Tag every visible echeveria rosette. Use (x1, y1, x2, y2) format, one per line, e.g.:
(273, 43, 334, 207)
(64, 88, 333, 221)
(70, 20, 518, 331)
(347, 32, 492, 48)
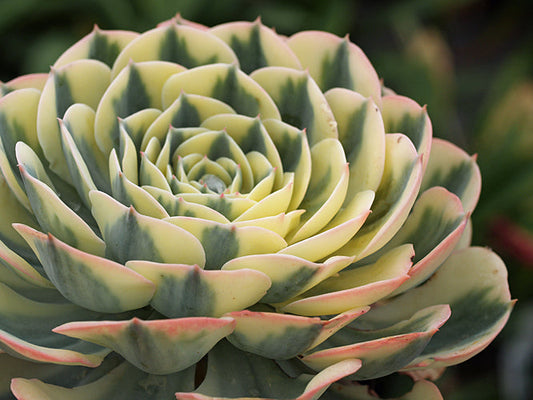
(0, 15, 512, 400)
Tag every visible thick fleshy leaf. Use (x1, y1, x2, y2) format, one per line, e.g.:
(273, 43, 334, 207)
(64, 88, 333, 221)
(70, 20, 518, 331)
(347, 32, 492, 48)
(325, 88, 385, 194)
(287, 31, 381, 106)
(13, 224, 155, 313)
(210, 20, 302, 73)
(1, 73, 47, 95)
(251, 67, 338, 146)
(279, 190, 373, 262)
(95, 61, 186, 154)
(324, 379, 443, 400)
(143, 93, 235, 150)
(177, 192, 255, 221)
(0, 88, 42, 209)
(19, 165, 105, 257)
(0, 173, 39, 260)
(143, 186, 230, 222)
(61, 103, 111, 192)
(11, 358, 195, 400)
(303, 305, 450, 380)
(262, 119, 311, 210)
(140, 152, 172, 191)
(173, 129, 254, 192)
(222, 254, 354, 304)
(54, 26, 139, 68)
(0, 88, 42, 161)
(109, 149, 169, 219)
(381, 96, 432, 171)
(337, 134, 423, 259)
(111, 23, 238, 76)
(289, 139, 348, 242)
(165, 216, 287, 269)
(89, 190, 205, 266)
(162, 63, 280, 120)
(225, 308, 367, 360)
(54, 317, 235, 374)
(354, 187, 467, 295)
(176, 339, 361, 400)
(233, 210, 303, 237)
(127, 262, 270, 317)
(420, 138, 481, 213)
(233, 172, 294, 222)
(0, 282, 110, 367)
(37, 60, 111, 179)
(58, 120, 98, 208)
(201, 114, 284, 186)
(281, 245, 414, 316)
(0, 238, 53, 297)
(355, 247, 513, 370)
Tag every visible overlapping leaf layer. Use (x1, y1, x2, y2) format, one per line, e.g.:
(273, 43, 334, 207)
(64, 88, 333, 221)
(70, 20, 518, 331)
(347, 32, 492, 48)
(0, 15, 512, 400)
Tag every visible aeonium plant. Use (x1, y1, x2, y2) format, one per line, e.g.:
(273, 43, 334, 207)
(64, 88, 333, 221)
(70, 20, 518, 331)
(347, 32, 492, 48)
(0, 15, 513, 400)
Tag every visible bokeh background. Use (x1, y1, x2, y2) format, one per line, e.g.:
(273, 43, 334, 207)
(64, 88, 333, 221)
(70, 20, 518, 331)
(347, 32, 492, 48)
(0, 0, 532, 398)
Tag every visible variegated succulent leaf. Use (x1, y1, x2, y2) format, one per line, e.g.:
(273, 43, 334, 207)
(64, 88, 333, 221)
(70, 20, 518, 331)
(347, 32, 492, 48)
(0, 15, 512, 400)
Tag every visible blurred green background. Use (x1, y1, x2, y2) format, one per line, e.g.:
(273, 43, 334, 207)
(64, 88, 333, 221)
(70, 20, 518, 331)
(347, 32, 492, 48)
(1, 0, 532, 398)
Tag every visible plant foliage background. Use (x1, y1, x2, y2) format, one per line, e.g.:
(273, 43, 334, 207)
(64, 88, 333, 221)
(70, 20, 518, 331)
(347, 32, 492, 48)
(0, 0, 531, 398)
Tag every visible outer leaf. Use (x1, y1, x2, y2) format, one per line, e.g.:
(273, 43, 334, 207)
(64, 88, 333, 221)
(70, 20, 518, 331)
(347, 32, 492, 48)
(381, 96, 432, 172)
(225, 308, 367, 359)
(54, 317, 235, 374)
(280, 245, 413, 316)
(355, 247, 513, 370)
(303, 305, 450, 380)
(19, 165, 105, 257)
(0, 282, 110, 367)
(175, 339, 361, 400)
(13, 224, 154, 313)
(354, 187, 467, 296)
(324, 380, 443, 400)
(11, 359, 195, 400)
(420, 138, 481, 213)
(0, 173, 39, 261)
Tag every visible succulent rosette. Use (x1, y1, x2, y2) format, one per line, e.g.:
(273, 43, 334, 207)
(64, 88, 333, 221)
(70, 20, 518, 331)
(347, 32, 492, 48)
(0, 16, 513, 400)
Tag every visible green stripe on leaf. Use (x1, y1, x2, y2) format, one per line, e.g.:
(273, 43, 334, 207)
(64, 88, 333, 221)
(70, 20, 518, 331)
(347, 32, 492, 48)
(54, 317, 235, 374)
(13, 224, 155, 313)
(19, 166, 105, 257)
(127, 262, 270, 318)
(90, 190, 205, 266)
(251, 67, 338, 146)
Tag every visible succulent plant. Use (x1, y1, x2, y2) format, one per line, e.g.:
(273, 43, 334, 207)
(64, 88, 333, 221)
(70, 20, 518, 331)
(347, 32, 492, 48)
(0, 15, 513, 400)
